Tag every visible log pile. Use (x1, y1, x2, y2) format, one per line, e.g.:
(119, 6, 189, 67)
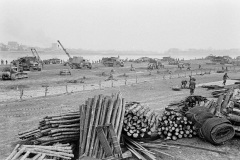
(6, 143, 74, 160)
(157, 110, 196, 140)
(18, 111, 80, 145)
(123, 102, 157, 139)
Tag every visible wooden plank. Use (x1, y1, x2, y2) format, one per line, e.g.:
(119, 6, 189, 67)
(96, 126, 113, 157)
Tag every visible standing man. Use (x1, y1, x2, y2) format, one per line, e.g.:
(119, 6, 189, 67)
(189, 77, 196, 95)
(223, 73, 229, 85)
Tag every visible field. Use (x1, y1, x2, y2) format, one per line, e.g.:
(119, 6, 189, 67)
(1, 60, 240, 160)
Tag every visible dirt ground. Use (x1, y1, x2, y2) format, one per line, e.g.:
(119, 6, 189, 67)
(1, 61, 240, 160)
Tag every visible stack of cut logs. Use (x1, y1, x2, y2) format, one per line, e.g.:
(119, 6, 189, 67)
(123, 102, 157, 139)
(18, 111, 80, 145)
(79, 93, 125, 159)
(6, 143, 74, 160)
(157, 110, 196, 140)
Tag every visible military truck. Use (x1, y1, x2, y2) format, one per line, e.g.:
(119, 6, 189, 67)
(102, 57, 124, 67)
(2, 66, 28, 80)
(57, 40, 92, 69)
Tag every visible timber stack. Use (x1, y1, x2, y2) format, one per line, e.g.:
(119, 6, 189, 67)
(18, 111, 80, 145)
(123, 102, 157, 139)
(157, 110, 196, 140)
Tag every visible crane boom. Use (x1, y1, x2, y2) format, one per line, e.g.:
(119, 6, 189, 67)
(57, 40, 72, 59)
(33, 49, 41, 61)
(30, 48, 37, 58)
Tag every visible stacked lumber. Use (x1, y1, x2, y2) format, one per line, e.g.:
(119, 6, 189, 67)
(157, 110, 196, 140)
(18, 111, 80, 145)
(6, 143, 74, 160)
(123, 102, 157, 139)
(79, 93, 125, 159)
(124, 135, 175, 160)
(211, 89, 229, 98)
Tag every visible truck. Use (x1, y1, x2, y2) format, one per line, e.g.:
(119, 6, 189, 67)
(12, 48, 42, 71)
(102, 57, 124, 67)
(2, 66, 28, 80)
(148, 59, 164, 69)
(57, 40, 92, 69)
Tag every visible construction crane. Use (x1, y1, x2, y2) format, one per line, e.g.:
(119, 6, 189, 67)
(57, 40, 72, 60)
(57, 40, 92, 69)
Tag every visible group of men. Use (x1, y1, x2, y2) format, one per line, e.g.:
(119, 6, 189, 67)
(181, 76, 196, 95)
(181, 73, 230, 95)
(1, 59, 8, 65)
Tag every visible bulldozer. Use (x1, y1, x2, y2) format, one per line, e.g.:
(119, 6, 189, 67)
(57, 40, 92, 69)
(2, 66, 28, 80)
(102, 57, 124, 67)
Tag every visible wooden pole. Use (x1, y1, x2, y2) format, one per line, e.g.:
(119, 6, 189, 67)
(99, 80, 101, 90)
(20, 89, 23, 100)
(136, 73, 138, 83)
(45, 86, 48, 97)
(66, 84, 68, 93)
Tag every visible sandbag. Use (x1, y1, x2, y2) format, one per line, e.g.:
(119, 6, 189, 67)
(185, 106, 235, 145)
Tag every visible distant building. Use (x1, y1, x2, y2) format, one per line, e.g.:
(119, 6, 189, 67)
(48, 58, 61, 64)
(162, 57, 174, 61)
(8, 41, 19, 50)
(0, 43, 9, 51)
(18, 45, 28, 51)
(51, 43, 58, 50)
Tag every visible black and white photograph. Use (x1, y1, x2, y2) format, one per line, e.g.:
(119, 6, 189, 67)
(1, 0, 240, 159)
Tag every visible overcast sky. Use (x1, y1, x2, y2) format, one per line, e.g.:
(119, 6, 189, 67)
(0, 0, 240, 52)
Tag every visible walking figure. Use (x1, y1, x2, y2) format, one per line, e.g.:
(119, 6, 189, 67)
(223, 73, 229, 85)
(189, 76, 196, 95)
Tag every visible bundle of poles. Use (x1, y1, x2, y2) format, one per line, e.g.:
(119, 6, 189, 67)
(18, 111, 80, 145)
(123, 102, 157, 139)
(6, 143, 74, 160)
(79, 93, 125, 159)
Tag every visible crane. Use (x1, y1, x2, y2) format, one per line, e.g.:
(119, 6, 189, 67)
(57, 40, 72, 59)
(30, 48, 37, 58)
(31, 48, 41, 61)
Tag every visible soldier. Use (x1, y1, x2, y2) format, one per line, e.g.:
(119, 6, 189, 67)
(189, 77, 196, 95)
(181, 79, 187, 88)
(199, 64, 201, 69)
(1, 59, 3, 65)
(6, 60, 8, 65)
(223, 73, 229, 85)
